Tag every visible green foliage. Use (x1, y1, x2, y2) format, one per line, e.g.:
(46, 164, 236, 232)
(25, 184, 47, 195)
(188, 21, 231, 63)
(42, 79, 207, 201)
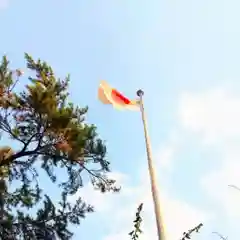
(0, 54, 119, 239)
(180, 223, 203, 240)
(129, 203, 143, 240)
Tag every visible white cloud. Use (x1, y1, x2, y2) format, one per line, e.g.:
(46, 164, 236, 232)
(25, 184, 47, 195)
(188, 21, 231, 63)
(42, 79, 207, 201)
(70, 164, 210, 240)
(178, 87, 240, 218)
(0, 0, 9, 9)
(155, 146, 175, 171)
(178, 88, 240, 145)
(153, 130, 180, 172)
(201, 159, 240, 218)
(102, 174, 210, 240)
(68, 124, 213, 240)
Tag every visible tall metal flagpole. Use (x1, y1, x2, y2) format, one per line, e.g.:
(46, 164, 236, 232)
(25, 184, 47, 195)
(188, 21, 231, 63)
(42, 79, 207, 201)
(137, 89, 166, 240)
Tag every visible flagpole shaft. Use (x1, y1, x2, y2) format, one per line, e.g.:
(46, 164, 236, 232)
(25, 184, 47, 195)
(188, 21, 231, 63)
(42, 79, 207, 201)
(137, 90, 166, 240)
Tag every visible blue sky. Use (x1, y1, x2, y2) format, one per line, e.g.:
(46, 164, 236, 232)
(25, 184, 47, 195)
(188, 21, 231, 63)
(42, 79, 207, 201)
(1, 0, 240, 239)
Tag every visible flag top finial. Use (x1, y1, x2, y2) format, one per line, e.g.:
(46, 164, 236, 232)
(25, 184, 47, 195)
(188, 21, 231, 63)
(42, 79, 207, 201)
(137, 89, 144, 97)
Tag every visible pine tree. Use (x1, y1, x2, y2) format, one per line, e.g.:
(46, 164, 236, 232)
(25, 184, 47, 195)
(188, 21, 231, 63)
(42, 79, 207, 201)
(0, 54, 119, 240)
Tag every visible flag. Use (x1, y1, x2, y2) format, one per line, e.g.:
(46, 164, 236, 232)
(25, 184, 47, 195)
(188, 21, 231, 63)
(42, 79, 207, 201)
(98, 81, 139, 110)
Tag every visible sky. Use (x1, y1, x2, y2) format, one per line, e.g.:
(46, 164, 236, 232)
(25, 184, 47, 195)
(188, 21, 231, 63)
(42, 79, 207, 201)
(1, 0, 240, 239)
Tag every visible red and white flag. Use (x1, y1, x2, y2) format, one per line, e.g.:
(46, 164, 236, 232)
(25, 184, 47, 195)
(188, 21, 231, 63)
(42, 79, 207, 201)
(98, 81, 139, 110)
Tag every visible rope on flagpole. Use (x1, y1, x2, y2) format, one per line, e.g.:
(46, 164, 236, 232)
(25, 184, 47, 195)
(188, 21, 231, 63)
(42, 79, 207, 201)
(137, 89, 166, 240)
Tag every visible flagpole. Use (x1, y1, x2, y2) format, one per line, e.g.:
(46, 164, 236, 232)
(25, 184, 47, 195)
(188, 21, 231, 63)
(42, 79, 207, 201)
(137, 89, 166, 240)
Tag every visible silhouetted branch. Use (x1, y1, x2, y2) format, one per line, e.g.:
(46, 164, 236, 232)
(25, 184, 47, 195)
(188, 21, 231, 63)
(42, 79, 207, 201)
(228, 184, 240, 192)
(129, 203, 143, 240)
(212, 231, 228, 240)
(180, 223, 203, 240)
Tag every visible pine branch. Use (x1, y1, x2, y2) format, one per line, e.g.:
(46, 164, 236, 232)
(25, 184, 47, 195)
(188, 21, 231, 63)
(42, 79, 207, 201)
(0, 54, 118, 239)
(128, 203, 144, 240)
(180, 223, 203, 240)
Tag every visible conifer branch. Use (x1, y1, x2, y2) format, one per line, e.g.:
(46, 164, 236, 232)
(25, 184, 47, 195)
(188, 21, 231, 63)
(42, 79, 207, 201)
(180, 223, 203, 240)
(0, 54, 117, 239)
(129, 203, 144, 240)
